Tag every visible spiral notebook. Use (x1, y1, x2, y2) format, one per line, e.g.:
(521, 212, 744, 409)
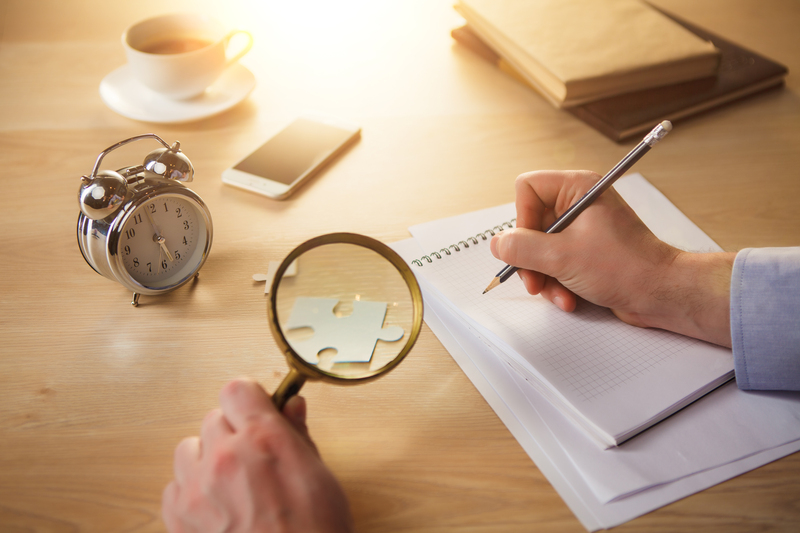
(402, 174, 734, 448)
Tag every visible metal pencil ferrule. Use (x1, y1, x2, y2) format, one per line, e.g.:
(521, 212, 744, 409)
(643, 120, 673, 147)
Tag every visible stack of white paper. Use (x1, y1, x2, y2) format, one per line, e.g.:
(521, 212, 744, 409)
(392, 173, 800, 530)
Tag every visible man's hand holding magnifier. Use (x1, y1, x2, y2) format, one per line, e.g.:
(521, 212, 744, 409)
(162, 378, 353, 533)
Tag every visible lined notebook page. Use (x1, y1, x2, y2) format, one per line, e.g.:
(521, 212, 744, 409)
(406, 174, 733, 445)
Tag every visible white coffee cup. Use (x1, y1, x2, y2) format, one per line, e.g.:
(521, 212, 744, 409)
(123, 13, 253, 100)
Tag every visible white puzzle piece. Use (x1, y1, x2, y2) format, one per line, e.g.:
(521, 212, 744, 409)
(253, 260, 298, 294)
(284, 297, 404, 364)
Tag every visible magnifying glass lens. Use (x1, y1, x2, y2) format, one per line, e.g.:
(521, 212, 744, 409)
(274, 242, 415, 379)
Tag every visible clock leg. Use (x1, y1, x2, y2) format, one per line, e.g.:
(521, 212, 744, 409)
(132, 292, 140, 307)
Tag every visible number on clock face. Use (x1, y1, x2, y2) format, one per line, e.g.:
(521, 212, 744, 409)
(119, 196, 201, 287)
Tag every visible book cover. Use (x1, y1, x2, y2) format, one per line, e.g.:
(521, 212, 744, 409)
(568, 7, 788, 141)
(457, 0, 720, 107)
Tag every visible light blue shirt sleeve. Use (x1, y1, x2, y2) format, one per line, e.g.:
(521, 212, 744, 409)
(730, 247, 800, 391)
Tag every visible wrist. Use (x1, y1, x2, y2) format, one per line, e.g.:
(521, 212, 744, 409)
(628, 250, 735, 347)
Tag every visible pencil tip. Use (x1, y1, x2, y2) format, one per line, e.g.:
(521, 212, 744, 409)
(483, 277, 501, 294)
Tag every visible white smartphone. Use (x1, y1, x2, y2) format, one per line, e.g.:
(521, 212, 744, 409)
(222, 115, 361, 200)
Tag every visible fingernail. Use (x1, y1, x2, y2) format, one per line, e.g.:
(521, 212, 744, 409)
(553, 296, 566, 311)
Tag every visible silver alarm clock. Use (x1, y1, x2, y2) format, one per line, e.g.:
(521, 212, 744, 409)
(77, 133, 213, 306)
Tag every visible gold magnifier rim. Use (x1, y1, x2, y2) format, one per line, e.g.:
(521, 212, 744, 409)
(267, 232, 423, 384)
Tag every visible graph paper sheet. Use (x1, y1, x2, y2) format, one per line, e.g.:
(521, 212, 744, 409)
(407, 174, 734, 447)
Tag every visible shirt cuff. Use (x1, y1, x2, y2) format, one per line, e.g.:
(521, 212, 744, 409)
(731, 247, 800, 391)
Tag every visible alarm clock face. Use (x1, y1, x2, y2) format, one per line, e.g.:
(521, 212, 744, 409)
(115, 193, 210, 290)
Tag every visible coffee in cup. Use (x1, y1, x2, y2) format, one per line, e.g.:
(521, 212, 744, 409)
(123, 13, 253, 100)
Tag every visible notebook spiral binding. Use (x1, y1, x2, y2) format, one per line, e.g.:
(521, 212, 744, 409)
(411, 218, 516, 267)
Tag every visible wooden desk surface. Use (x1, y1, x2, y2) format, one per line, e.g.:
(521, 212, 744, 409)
(1, 0, 798, 530)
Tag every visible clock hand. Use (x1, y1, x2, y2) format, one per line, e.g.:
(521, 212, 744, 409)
(145, 208, 174, 263)
(145, 208, 162, 236)
(157, 236, 175, 262)
(155, 239, 164, 275)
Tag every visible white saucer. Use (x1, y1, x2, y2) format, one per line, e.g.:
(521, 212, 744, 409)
(99, 63, 256, 124)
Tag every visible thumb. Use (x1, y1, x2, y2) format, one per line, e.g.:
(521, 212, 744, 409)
(282, 394, 307, 430)
(492, 228, 563, 278)
(282, 395, 318, 454)
(492, 228, 577, 311)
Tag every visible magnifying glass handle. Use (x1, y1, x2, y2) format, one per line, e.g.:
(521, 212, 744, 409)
(272, 367, 307, 411)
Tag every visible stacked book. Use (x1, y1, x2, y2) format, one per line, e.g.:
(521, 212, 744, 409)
(454, 0, 787, 141)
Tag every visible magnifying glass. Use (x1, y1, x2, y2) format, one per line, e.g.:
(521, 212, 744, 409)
(268, 233, 423, 409)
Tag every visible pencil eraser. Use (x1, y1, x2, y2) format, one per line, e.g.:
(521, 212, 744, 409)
(660, 120, 673, 132)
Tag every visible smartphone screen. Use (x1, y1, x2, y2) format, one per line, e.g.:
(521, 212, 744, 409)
(233, 117, 357, 185)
